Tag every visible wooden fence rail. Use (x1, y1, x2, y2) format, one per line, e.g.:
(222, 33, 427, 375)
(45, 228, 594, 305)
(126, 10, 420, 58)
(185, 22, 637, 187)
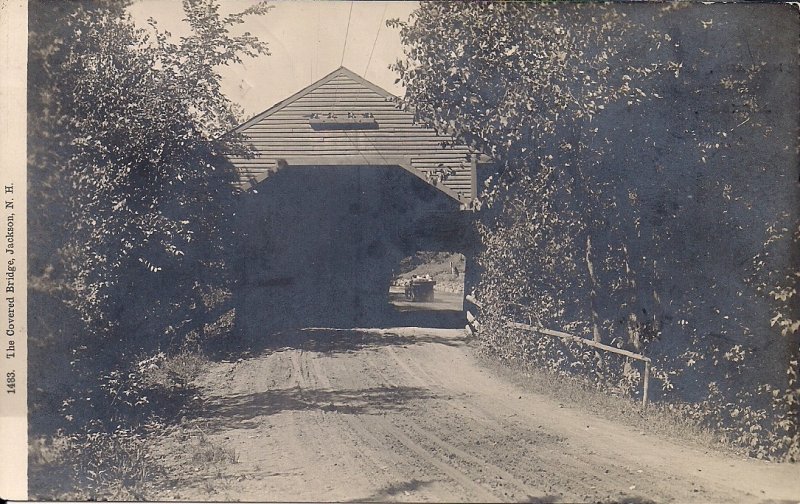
(464, 294, 651, 408)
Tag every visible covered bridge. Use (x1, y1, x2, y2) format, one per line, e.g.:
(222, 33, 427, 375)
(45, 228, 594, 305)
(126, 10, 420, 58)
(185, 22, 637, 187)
(229, 67, 490, 330)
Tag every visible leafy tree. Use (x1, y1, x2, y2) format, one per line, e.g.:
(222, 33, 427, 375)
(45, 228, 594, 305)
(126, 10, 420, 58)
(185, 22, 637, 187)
(29, 0, 271, 349)
(28, 1, 129, 285)
(392, 2, 799, 459)
(389, 2, 655, 342)
(27, 2, 275, 493)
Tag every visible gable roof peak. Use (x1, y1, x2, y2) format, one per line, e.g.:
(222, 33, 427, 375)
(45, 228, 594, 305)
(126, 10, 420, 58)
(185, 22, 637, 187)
(329, 66, 396, 98)
(234, 66, 397, 132)
(333, 65, 363, 78)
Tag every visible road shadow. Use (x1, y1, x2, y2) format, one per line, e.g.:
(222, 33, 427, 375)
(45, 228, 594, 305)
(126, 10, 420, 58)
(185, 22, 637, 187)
(348, 478, 436, 502)
(196, 385, 436, 431)
(211, 326, 467, 361)
(522, 496, 562, 504)
(381, 305, 466, 329)
(268, 327, 465, 353)
(612, 497, 657, 504)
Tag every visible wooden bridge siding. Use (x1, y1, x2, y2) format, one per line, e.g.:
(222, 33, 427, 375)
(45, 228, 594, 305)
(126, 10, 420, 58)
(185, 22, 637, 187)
(230, 71, 476, 203)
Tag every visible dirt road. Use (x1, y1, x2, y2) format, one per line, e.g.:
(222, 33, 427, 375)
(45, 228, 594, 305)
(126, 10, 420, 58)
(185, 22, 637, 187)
(151, 327, 800, 502)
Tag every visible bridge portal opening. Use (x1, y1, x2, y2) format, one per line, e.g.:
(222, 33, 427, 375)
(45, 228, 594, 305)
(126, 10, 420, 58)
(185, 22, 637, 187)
(386, 252, 466, 328)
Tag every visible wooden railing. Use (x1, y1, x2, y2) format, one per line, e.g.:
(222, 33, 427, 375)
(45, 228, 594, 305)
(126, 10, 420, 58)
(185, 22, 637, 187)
(465, 294, 652, 408)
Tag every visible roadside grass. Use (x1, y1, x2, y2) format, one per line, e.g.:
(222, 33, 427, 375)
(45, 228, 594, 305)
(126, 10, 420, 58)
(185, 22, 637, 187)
(29, 436, 77, 500)
(29, 346, 223, 500)
(189, 427, 240, 465)
(145, 421, 242, 499)
(29, 281, 242, 501)
(139, 346, 210, 391)
(471, 343, 745, 459)
(30, 426, 159, 501)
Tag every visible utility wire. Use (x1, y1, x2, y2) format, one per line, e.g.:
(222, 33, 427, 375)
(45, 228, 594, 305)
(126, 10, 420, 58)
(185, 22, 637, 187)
(312, 5, 319, 83)
(363, 2, 388, 77)
(340, 1, 354, 68)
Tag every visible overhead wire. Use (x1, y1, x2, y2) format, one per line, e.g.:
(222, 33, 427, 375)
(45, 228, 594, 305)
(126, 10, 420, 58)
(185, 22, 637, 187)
(363, 2, 388, 78)
(334, 1, 354, 109)
(312, 4, 320, 83)
(352, 3, 437, 187)
(340, 1, 354, 68)
(336, 2, 395, 172)
(358, 4, 441, 191)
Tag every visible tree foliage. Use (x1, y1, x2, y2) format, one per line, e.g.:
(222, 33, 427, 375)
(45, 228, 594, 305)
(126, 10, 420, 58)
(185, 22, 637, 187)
(389, 3, 660, 172)
(392, 2, 799, 459)
(28, 3, 273, 493)
(390, 1, 656, 340)
(30, 0, 270, 345)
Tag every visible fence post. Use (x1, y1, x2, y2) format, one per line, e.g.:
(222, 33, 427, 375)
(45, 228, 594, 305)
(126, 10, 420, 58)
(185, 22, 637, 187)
(642, 360, 650, 409)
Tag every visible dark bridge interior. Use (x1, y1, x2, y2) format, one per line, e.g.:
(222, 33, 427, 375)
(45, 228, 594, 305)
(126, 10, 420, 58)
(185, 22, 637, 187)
(233, 165, 472, 333)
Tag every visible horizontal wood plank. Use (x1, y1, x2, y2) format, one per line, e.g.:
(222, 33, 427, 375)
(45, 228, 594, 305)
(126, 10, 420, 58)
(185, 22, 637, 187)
(506, 321, 651, 362)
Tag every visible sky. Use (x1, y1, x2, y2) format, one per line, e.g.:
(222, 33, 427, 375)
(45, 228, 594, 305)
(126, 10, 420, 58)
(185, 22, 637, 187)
(127, 0, 418, 121)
